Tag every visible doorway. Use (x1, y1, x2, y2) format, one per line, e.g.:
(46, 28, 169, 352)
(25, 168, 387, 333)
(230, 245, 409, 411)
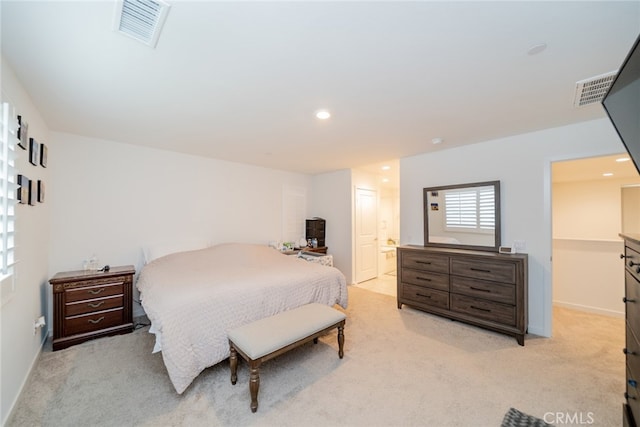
(551, 153, 639, 319)
(352, 160, 400, 297)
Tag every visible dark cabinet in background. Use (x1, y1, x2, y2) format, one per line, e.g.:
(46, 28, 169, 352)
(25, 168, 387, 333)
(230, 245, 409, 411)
(306, 217, 326, 248)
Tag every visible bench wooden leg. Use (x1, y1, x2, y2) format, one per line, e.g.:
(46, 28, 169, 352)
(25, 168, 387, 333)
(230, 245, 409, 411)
(249, 362, 261, 413)
(337, 321, 345, 359)
(230, 345, 238, 385)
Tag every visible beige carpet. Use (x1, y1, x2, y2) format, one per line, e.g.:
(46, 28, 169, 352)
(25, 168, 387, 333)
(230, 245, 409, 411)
(7, 286, 624, 426)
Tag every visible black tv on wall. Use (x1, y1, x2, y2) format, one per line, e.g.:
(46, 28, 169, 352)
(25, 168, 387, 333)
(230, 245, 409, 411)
(602, 32, 640, 175)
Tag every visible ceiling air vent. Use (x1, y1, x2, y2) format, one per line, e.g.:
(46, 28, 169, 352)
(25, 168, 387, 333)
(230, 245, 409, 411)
(113, 0, 171, 48)
(573, 70, 617, 107)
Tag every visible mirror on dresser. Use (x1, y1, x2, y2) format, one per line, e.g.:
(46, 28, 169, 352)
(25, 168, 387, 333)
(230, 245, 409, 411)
(423, 180, 501, 252)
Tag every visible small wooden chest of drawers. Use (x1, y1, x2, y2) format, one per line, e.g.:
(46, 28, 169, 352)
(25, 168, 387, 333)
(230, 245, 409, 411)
(49, 265, 135, 351)
(397, 245, 528, 345)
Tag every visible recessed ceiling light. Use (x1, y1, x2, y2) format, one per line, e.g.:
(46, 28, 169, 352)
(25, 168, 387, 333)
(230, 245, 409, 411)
(315, 110, 331, 120)
(527, 43, 547, 56)
(382, 178, 389, 183)
(616, 157, 631, 162)
(381, 165, 391, 171)
(603, 172, 614, 177)
(432, 137, 444, 145)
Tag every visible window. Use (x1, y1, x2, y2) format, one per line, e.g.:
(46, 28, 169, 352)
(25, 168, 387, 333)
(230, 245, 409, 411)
(0, 101, 18, 305)
(444, 186, 495, 232)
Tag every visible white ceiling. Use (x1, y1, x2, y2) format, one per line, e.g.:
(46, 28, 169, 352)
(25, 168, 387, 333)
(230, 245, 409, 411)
(553, 153, 640, 183)
(2, 1, 639, 175)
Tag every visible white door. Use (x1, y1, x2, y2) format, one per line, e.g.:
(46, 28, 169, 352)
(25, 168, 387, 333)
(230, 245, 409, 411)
(355, 188, 378, 283)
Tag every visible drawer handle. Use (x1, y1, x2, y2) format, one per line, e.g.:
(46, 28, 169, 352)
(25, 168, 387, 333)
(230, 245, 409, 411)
(622, 254, 629, 259)
(626, 392, 636, 400)
(87, 288, 105, 295)
(88, 316, 105, 325)
(630, 379, 638, 389)
(624, 348, 637, 356)
(629, 260, 640, 267)
(624, 297, 637, 303)
(416, 293, 432, 299)
(416, 261, 432, 265)
(470, 286, 491, 293)
(416, 276, 432, 282)
(470, 268, 491, 273)
(87, 301, 105, 308)
(470, 305, 491, 312)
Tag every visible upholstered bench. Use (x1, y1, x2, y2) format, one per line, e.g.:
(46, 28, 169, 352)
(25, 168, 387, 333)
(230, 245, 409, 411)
(228, 303, 346, 413)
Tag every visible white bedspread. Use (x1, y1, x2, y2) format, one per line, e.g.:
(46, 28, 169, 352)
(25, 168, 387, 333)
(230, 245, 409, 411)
(136, 243, 348, 394)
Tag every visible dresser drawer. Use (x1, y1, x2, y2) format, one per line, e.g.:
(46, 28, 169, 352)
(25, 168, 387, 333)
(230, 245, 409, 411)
(401, 252, 449, 274)
(401, 269, 449, 292)
(65, 308, 124, 336)
(626, 271, 640, 339)
(402, 284, 449, 310)
(65, 282, 124, 303)
(627, 246, 640, 284)
(450, 294, 515, 326)
(451, 276, 515, 305)
(451, 259, 516, 284)
(628, 322, 640, 383)
(65, 295, 124, 317)
(628, 365, 640, 424)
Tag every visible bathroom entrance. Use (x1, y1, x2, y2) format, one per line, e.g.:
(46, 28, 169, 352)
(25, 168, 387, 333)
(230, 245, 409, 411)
(353, 160, 399, 297)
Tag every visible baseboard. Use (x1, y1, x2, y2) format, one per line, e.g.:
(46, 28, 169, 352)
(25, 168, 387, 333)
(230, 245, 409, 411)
(553, 300, 624, 318)
(2, 332, 48, 427)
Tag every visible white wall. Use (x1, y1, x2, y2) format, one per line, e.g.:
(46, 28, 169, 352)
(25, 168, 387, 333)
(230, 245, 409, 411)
(1, 59, 51, 425)
(553, 178, 636, 240)
(311, 169, 353, 283)
(622, 186, 640, 234)
(48, 132, 313, 318)
(552, 177, 640, 316)
(552, 239, 624, 316)
(400, 118, 626, 338)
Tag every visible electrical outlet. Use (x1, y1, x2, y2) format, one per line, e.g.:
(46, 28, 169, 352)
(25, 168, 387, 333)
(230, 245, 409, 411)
(513, 240, 527, 252)
(33, 316, 45, 335)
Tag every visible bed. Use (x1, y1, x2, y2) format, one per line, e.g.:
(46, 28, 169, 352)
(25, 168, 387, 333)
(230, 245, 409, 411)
(136, 242, 348, 394)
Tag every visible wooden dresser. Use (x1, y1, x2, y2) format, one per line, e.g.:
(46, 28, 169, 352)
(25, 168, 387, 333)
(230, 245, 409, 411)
(397, 245, 528, 345)
(621, 234, 640, 426)
(49, 265, 135, 351)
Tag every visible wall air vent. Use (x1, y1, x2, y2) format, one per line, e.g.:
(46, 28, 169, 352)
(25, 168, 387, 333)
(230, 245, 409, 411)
(113, 0, 171, 48)
(573, 70, 617, 107)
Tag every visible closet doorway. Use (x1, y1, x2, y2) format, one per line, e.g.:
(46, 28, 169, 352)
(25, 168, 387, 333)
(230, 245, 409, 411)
(551, 154, 640, 319)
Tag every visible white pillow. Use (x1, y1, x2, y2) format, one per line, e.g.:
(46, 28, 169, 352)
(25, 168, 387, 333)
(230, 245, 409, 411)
(143, 239, 210, 264)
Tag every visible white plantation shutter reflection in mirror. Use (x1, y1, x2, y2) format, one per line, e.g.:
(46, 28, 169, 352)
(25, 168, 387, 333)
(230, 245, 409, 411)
(444, 186, 494, 232)
(0, 101, 18, 306)
(478, 186, 496, 230)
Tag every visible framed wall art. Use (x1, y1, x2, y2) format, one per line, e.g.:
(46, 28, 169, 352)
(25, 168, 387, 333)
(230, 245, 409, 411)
(17, 115, 28, 150)
(40, 143, 47, 168)
(29, 138, 39, 166)
(17, 175, 29, 204)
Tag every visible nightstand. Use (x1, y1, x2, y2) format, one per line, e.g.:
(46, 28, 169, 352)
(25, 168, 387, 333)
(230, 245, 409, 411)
(305, 246, 328, 254)
(49, 265, 135, 351)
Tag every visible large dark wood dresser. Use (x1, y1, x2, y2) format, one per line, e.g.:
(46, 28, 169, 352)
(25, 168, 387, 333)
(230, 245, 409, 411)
(621, 233, 640, 426)
(49, 265, 135, 351)
(397, 245, 528, 345)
